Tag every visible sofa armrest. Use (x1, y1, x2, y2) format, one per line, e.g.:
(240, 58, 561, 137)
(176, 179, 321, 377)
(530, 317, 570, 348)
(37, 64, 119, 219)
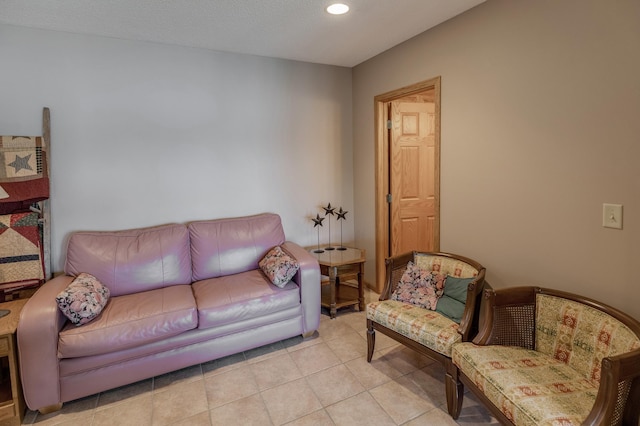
(281, 241, 320, 335)
(18, 275, 73, 411)
(473, 286, 537, 348)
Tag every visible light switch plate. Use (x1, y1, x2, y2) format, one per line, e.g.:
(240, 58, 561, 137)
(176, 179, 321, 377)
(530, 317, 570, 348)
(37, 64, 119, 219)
(602, 203, 623, 229)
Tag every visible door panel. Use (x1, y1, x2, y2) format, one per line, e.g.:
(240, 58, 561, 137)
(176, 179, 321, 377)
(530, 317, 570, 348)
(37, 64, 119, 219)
(390, 99, 437, 255)
(374, 77, 440, 293)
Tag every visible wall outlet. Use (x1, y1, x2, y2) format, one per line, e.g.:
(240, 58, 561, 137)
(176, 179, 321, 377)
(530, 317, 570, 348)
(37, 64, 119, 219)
(602, 203, 623, 229)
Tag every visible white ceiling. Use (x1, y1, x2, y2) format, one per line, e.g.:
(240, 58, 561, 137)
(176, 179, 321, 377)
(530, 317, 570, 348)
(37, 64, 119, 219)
(0, 0, 485, 67)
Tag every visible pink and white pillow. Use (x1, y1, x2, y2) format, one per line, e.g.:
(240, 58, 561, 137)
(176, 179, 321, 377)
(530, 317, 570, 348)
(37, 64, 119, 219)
(259, 246, 300, 288)
(391, 261, 446, 310)
(56, 272, 111, 326)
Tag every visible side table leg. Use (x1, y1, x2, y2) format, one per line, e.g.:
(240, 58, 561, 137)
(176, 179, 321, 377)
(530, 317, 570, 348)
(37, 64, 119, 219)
(357, 267, 365, 311)
(329, 270, 337, 319)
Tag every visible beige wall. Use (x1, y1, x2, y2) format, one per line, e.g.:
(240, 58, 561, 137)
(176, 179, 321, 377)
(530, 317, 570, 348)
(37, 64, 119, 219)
(353, 0, 640, 320)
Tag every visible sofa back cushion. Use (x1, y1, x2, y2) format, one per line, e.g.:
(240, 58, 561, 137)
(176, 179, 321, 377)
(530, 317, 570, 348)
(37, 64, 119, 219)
(535, 293, 640, 383)
(189, 213, 285, 281)
(65, 224, 192, 297)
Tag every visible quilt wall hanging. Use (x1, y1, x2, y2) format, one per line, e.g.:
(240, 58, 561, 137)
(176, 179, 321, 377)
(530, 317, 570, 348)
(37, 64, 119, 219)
(0, 135, 50, 213)
(0, 211, 44, 287)
(0, 117, 51, 292)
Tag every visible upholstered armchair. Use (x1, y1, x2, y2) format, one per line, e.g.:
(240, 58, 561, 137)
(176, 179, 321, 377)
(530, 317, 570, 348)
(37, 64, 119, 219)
(451, 286, 640, 425)
(366, 251, 486, 417)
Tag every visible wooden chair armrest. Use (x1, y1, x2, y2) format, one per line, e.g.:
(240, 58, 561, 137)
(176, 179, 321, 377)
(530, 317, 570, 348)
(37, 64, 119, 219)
(379, 251, 413, 300)
(473, 286, 537, 348)
(583, 348, 640, 425)
(457, 270, 486, 342)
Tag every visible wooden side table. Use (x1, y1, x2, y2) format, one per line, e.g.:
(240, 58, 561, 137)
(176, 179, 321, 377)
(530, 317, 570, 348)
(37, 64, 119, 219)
(309, 247, 366, 319)
(0, 298, 27, 425)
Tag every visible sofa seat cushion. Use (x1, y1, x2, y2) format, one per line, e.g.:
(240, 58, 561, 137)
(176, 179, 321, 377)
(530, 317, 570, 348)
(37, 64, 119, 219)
(367, 300, 461, 357)
(58, 285, 198, 358)
(193, 269, 300, 330)
(452, 343, 598, 426)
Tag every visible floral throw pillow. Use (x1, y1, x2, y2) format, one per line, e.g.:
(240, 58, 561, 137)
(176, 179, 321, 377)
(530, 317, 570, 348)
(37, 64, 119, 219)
(56, 272, 111, 326)
(391, 261, 446, 310)
(259, 246, 300, 288)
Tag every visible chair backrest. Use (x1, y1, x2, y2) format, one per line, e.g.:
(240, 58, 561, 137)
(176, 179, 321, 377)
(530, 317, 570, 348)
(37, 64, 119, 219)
(381, 251, 486, 340)
(535, 291, 640, 383)
(413, 252, 479, 278)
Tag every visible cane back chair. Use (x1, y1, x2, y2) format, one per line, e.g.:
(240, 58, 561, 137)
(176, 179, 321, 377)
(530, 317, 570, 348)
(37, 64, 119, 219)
(366, 251, 486, 416)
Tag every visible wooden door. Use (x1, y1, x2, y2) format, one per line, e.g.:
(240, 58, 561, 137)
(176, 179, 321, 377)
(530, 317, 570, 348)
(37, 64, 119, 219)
(389, 98, 438, 255)
(374, 77, 440, 293)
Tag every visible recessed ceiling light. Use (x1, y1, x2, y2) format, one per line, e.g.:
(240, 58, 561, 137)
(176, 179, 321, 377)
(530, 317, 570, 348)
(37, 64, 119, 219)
(326, 3, 349, 15)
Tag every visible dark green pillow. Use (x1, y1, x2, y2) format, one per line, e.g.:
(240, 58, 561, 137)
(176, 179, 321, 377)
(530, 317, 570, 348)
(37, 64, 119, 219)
(443, 276, 474, 303)
(436, 296, 465, 323)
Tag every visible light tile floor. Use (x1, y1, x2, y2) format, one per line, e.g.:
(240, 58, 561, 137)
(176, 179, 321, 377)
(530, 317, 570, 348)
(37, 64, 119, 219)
(22, 289, 499, 426)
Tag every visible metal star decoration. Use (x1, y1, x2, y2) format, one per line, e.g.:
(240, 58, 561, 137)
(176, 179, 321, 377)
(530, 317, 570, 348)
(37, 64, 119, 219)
(336, 207, 348, 250)
(336, 207, 348, 221)
(311, 213, 325, 253)
(322, 203, 335, 217)
(312, 214, 325, 227)
(322, 203, 336, 250)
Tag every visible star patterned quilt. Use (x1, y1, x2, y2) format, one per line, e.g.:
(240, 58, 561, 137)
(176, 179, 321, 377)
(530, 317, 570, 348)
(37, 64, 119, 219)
(0, 136, 49, 209)
(0, 211, 44, 287)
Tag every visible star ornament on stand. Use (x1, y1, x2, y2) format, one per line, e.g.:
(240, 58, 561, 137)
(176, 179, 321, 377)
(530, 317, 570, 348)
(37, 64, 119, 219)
(336, 207, 348, 250)
(323, 203, 336, 250)
(322, 203, 336, 217)
(312, 214, 325, 228)
(311, 214, 325, 253)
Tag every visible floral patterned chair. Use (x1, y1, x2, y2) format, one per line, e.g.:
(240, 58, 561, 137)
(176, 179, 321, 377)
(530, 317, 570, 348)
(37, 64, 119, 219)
(366, 251, 486, 416)
(451, 286, 640, 426)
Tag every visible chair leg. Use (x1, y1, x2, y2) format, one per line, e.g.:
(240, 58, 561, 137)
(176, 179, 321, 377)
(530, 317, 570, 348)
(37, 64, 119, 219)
(366, 319, 375, 362)
(445, 363, 464, 419)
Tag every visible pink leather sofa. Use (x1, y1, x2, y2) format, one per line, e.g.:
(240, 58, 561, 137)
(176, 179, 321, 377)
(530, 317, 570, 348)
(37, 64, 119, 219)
(18, 213, 320, 413)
